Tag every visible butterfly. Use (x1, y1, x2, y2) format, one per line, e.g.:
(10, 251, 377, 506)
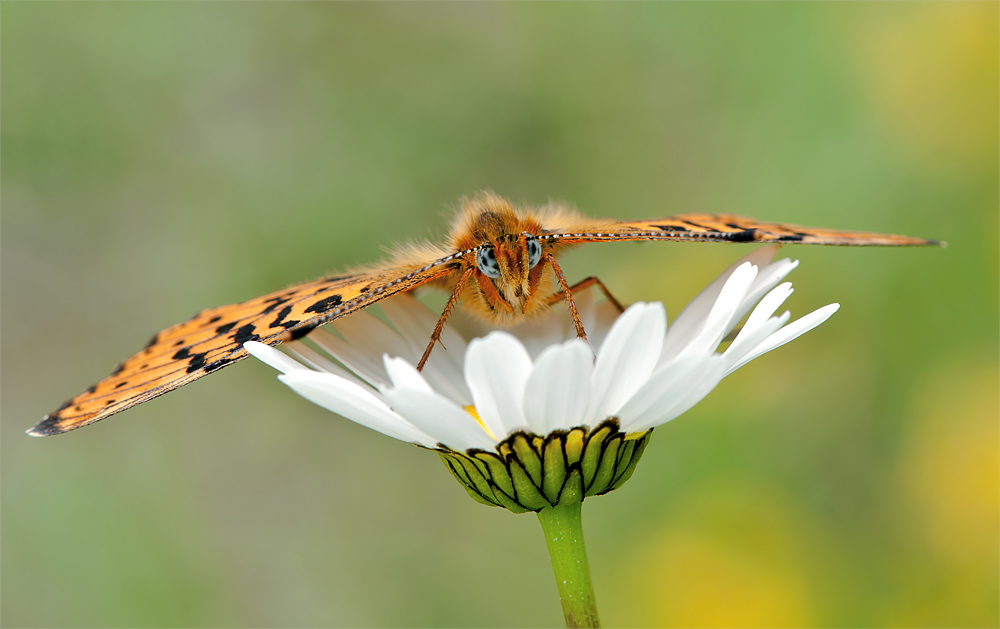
(29, 192, 940, 437)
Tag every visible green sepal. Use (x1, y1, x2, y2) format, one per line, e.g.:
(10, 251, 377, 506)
(542, 437, 568, 503)
(435, 419, 653, 513)
(475, 452, 515, 498)
(509, 460, 550, 511)
(581, 423, 613, 492)
(449, 451, 498, 503)
(560, 467, 584, 504)
(438, 452, 500, 507)
(609, 433, 650, 492)
(508, 434, 543, 487)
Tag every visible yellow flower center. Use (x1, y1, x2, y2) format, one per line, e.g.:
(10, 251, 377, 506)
(464, 405, 498, 440)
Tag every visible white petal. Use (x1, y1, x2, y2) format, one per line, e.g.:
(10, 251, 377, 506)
(277, 371, 435, 447)
(464, 332, 533, 438)
(383, 356, 433, 393)
(381, 293, 469, 357)
(635, 359, 727, 431)
(588, 302, 667, 422)
(378, 293, 431, 347)
(618, 355, 727, 432)
(615, 354, 706, 429)
(283, 340, 380, 394)
(418, 367, 473, 407)
(244, 341, 311, 374)
(522, 327, 570, 361)
(523, 339, 594, 434)
(588, 300, 624, 354)
(742, 282, 794, 333)
(382, 386, 496, 451)
(725, 303, 840, 376)
(722, 311, 789, 371)
(328, 309, 415, 362)
(381, 294, 471, 405)
(418, 351, 473, 406)
(667, 262, 758, 361)
(308, 327, 394, 387)
(724, 258, 799, 333)
(721, 282, 794, 362)
(504, 312, 567, 360)
(660, 247, 779, 362)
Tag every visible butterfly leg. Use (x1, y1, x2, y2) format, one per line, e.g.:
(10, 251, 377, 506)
(545, 276, 626, 314)
(544, 253, 589, 343)
(417, 266, 475, 371)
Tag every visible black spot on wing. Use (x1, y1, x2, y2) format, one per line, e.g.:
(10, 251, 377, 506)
(260, 296, 291, 315)
(173, 347, 191, 360)
(721, 230, 757, 243)
(207, 315, 222, 324)
(777, 234, 804, 242)
(233, 324, 260, 345)
(203, 357, 236, 373)
(185, 353, 207, 374)
(304, 294, 342, 314)
(215, 322, 236, 335)
(651, 224, 689, 232)
(269, 305, 294, 329)
(285, 324, 315, 341)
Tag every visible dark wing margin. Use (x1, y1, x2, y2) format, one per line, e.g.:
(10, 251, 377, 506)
(30, 259, 459, 437)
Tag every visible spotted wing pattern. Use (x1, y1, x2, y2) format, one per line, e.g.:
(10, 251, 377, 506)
(543, 213, 940, 247)
(33, 207, 939, 437)
(30, 263, 455, 436)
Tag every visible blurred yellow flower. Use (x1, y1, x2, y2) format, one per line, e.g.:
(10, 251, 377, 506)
(853, 3, 999, 172)
(898, 362, 999, 566)
(610, 486, 815, 628)
(892, 362, 999, 626)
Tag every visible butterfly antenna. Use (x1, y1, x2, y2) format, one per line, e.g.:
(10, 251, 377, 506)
(417, 266, 475, 371)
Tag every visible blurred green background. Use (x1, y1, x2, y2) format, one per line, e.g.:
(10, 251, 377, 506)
(2, 3, 996, 627)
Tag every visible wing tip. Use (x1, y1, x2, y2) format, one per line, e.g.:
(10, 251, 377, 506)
(909, 237, 945, 248)
(26, 415, 63, 437)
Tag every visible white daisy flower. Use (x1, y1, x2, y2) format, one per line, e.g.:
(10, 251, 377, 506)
(244, 246, 838, 512)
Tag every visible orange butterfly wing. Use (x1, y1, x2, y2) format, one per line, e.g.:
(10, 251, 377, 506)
(30, 260, 459, 437)
(33, 205, 939, 437)
(543, 213, 941, 247)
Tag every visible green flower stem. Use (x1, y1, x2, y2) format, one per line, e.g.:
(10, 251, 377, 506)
(536, 501, 600, 628)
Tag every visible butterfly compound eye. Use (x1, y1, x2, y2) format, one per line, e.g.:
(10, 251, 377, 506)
(477, 247, 502, 279)
(527, 238, 542, 268)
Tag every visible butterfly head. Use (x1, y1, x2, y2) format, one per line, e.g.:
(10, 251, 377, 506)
(451, 193, 554, 323)
(474, 231, 545, 305)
